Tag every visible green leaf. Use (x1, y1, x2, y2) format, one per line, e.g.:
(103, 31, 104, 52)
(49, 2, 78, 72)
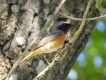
(95, 0, 102, 11)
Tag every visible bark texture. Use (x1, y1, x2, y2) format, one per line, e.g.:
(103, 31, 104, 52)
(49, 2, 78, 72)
(0, 0, 105, 80)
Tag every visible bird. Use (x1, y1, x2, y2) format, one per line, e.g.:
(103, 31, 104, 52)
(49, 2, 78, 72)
(19, 22, 73, 65)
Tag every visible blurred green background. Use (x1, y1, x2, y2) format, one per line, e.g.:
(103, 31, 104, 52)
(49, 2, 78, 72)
(66, 17, 106, 80)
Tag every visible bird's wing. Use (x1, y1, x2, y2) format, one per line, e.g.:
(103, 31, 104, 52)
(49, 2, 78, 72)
(36, 30, 63, 49)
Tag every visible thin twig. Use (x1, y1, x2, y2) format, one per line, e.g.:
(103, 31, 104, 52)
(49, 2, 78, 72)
(59, 12, 106, 21)
(41, 0, 67, 31)
(71, 0, 93, 45)
(86, 14, 106, 20)
(33, 52, 61, 80)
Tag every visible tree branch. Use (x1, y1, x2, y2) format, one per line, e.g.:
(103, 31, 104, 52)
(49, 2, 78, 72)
(58, 12, 106, 21)
(71, 0, 93, 45)
(33, 43, 71, 80)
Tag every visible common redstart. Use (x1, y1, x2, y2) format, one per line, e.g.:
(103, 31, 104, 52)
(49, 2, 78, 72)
(19, 22, 73, 65)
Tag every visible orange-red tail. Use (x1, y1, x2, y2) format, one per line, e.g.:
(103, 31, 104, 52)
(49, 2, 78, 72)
(19, 48, 41, 65)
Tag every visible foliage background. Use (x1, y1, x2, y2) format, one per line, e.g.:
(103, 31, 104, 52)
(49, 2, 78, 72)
(67, 17, 106, 80)
(66, 0, 106, 79)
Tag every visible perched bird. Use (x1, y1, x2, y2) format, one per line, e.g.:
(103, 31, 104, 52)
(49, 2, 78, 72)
(19, 22, 73, 65)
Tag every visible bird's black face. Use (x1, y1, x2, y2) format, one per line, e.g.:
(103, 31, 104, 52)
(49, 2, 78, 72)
(56, 22, 73, 34)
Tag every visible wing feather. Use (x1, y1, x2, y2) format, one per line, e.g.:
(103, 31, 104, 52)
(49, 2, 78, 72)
(36, 30, 62, 48)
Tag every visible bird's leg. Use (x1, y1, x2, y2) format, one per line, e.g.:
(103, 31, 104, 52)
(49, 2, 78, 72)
(42, 53, 50, 65)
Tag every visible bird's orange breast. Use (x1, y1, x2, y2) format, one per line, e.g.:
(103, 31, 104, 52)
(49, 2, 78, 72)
(40, 31, 66, 53)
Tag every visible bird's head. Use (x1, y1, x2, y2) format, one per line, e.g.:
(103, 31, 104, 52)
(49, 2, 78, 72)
(54, 22, 74, 34)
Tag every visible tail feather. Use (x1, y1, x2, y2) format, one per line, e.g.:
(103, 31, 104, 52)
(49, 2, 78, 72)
(19, 48, 41, 65)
